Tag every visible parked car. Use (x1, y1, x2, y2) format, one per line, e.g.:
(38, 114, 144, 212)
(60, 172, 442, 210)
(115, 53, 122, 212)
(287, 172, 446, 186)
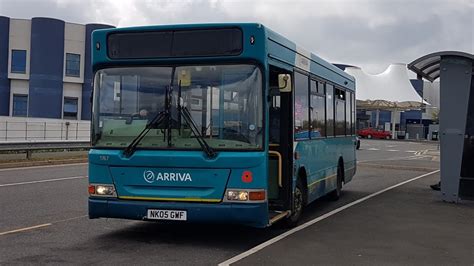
(357, 128, 392, 139)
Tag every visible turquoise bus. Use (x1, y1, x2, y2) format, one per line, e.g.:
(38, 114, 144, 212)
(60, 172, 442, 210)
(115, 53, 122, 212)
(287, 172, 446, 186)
(88, 23, 356, 228)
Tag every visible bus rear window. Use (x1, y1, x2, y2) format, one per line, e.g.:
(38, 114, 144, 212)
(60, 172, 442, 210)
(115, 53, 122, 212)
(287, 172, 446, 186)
(107, 28, 243, 59)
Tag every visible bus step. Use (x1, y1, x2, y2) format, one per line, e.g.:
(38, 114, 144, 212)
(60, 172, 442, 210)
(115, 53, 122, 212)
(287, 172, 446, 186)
(269, 210, 290, 225)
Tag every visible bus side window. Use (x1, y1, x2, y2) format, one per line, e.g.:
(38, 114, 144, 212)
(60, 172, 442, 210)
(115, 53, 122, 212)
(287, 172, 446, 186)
(294, 72, 309, 140)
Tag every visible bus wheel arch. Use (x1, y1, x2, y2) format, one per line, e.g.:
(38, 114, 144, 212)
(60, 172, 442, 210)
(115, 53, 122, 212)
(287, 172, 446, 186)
(284, 167, 307, 227)
(297, 167, 309, 206)
(338, 157, 346, 184)
(328, 158, 344, 201)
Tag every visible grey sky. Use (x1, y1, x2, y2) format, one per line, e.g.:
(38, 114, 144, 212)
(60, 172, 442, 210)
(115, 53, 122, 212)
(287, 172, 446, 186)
(1, 0, 472, 74)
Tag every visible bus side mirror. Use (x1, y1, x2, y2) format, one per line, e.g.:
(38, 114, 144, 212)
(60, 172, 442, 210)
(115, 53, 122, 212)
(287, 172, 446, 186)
(278, 74, 292, 92)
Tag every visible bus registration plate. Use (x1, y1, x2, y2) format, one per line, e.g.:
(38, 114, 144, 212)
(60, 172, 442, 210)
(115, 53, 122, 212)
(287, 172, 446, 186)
(147, 209, 187, 221)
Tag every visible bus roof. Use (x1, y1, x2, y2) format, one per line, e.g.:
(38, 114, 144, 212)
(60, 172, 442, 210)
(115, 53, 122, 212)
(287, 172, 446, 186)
(93, 23, 355, 90)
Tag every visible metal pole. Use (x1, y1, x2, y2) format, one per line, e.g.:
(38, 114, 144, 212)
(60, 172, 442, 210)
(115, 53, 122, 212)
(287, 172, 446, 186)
(65, 121, 70, 140)
(76, 122, 79, 140)
(391, 111, 396, 139)
(375, 109, 380, 129)
(44, 122, 47, 140)
(5, 121, 7, 141)
(25, 121, 28, 140)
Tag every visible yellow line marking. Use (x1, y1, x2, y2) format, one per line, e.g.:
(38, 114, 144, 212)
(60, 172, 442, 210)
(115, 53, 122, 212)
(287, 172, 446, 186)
(119, 196, 221, 203)
(308, 174, 336, 187)
(0, 223, 52, 236)
(307, 166, 355, 188)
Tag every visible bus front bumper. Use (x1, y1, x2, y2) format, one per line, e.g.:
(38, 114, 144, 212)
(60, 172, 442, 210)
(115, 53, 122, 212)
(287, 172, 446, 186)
(88, 198, 269, 228)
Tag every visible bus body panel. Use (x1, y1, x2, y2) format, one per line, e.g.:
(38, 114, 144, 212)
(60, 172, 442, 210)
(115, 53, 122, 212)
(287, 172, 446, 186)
(294, 137, 356, 203)
(89, 23, 356, 227)
(88, 149, 270, 227)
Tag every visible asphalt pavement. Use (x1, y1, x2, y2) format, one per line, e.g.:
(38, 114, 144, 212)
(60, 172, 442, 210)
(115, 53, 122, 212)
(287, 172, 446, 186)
(2, 139, 468, 265)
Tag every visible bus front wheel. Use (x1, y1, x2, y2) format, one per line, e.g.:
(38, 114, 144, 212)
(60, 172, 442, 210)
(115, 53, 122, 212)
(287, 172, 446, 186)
(284, 179, 305, 227)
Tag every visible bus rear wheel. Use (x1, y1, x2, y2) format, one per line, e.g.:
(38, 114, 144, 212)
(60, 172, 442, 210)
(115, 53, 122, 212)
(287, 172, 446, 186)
(328, 164, 343, 201)
(284, 179, 305, 227)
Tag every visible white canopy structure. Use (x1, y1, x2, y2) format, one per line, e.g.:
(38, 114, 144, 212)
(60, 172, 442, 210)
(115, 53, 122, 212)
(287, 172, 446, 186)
(344, 63, 429, 139)
(345, 63, 428, 110)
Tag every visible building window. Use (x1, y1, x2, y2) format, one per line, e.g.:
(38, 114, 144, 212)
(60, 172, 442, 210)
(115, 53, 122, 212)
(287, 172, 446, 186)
(65, 53, 80, 77)
(11, 50, 27, 73)
(63, 97, 78, 119)
(12, 94, 28, 117)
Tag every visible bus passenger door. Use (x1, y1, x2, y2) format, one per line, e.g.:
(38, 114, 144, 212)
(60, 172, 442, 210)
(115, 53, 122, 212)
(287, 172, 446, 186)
(268, 68, 293, 213)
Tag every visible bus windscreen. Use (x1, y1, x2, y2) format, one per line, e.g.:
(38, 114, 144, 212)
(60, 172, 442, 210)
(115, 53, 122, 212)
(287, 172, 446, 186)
(107, 28, 243, 59)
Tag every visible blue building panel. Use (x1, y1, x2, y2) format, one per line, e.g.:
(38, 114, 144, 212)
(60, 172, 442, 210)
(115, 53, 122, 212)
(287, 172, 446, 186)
(0, 16, 10, 116)
(82, 24, 115, 120)
(29, 17, 65, 118)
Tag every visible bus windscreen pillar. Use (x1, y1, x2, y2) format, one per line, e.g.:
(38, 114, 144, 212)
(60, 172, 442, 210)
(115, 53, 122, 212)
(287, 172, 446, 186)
(408, 52, 474, 203)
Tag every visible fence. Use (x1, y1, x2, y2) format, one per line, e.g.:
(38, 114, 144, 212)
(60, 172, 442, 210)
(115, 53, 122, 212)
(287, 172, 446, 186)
(0, 121, 90, 141)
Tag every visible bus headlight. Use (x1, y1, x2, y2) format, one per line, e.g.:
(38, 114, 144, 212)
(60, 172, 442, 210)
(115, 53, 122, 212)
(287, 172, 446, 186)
(89, 184, 117, 197)
(227, 190, 249, 201)
(225, 189, 266, 202)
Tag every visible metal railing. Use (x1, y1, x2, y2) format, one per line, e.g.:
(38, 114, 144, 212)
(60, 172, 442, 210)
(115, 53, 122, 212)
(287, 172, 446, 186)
(0, 121, 90, 141)
(0, 142, 91, 159)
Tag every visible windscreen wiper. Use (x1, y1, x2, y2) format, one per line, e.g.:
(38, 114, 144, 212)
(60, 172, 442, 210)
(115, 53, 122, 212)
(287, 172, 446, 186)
(176, 80, 216, 159)
(179, 104, 217, 159)
(123, 110, 167, 157)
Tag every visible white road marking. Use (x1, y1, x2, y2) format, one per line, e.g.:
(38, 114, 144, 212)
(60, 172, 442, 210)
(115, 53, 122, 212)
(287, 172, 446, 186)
(0, 223, 52, 236)
(0, 215, 88, 237)
(0, 162, 87, 172)
(405, 151, 417, 153)
(367, 148, 380, 151)
(0, 176, 86, 187)
(218, 169, 440, 266)
(387, 149, 400, 152)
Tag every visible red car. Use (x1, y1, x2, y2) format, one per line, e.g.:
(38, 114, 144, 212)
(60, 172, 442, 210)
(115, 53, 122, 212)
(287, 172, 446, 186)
(357, 128, 392, 139)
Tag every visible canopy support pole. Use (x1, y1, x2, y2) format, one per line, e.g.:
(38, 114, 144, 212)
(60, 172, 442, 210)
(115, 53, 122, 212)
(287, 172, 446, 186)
(375, 109, 380, 128)
(391, 111, 397, 139)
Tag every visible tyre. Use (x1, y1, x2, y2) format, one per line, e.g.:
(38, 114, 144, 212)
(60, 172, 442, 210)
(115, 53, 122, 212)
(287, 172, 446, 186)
(367, 134, 372, 139)
(328, 163, 343, 201)
(284, 178, 305, 227)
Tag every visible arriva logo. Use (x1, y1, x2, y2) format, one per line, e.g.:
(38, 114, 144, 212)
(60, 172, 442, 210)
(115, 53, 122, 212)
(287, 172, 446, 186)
(143, 170, 192, 183)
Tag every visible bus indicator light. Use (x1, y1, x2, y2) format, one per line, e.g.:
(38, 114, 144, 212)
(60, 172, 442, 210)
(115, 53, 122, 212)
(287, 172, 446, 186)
(249, 191, 265, 201)
(242, 171, 253, 183)
(88, 185, 96, 195)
